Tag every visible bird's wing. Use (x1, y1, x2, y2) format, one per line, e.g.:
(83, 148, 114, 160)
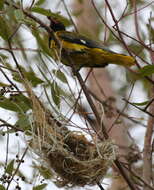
(57, 31, 116, 54)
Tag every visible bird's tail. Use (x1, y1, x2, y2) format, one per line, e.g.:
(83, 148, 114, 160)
(110, 53, 136, 67)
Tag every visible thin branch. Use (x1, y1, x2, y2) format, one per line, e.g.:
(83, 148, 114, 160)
(133, 0, 146, 47)
(4, 0, 60, 48)
(0, 122, 24, 132)
(74, 70, 136, 190)
(92, 0, 154, 89)
(0, 65, 20, 92)
(97, 182, 105, 190)
(152, 139, 154, 186)
(119, 2, 154, 24)
(0, 65, 18, 72)
(87, 88, 147, 127)
(4, 128, 9, 170)
(74, 70, 106, 137)
(91, 0, 153, 53)
(123, 98, 154, 117)
(91, 0, 119, 41)
(6, 147, 28, 190)
(0, 47, 40, 52)
(108, 83, 135, 133)
(144, 98, 154, 111)
(114, 159, 136, 190)
(143, 85, 154, 190)
(103, 0, 133, 56)
(123, 164, 154, 190)
(61, 0, 78, 32)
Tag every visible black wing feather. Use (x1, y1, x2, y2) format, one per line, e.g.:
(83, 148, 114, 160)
(58, 31, 115, 53)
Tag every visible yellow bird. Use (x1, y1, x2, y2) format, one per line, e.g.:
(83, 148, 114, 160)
(48, 17, 135, 71)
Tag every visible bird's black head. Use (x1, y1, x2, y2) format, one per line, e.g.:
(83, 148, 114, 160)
(48, 16, 65, 32)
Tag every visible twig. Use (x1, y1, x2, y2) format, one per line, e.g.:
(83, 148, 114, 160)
(91, 0, 119, 41)
(123, 98, 154, 117)
(87, 88, 147, 127)
(133, 0, 146, 48)
(103, 0, 133, 56)
(73, 71, 136, 190)
(4, 0, 60, 48)
(114, 160, 136, 190)
(97, 182, 105, 190)
(4, 128, 9, 170)
(61, 0, 78, 32)
(108, 83, 135, 133)
(6, 147, 28, 190)
(144, 98, 154, 111)
(0, 64, 20, 92)
(0, 47, 40, 52)
(74, 69, 107, 137)
(119, 2, 154, 25)
(0, 64, 18, 72)
(123, 164, 154, 190)
(143, 85, 154, 190)
(0, 124, 23, 132)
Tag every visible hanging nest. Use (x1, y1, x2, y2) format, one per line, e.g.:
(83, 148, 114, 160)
(45, 132, 116, 187)
(25, 82, 116, 187)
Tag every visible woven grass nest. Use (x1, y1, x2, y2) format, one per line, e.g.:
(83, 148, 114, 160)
(27, 84, 116, 188)
(33, 122, 116, 187)
(45, 131, 116, 187)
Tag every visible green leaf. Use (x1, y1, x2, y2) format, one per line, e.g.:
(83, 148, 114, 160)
(128, 43, 144, 57)
(132, 100, 149, 106)
(14, 94, 32, 111)
(52, 70, 67, 83)
(0, 185, 6, 190)
(0, 53, 8, 60)
(33, 184, 47, 190)
(5, 160, 14, 175)
(15, 114, 31, 131)
(0, 94, 31, 113)
(31, 7, 52, 16)
(139, 65, 154, 77)
(57, 85, 70, 99)
(0, 97, 21, 112)
(35, 0, 46, 6)
(14, 9, 25, 21)
(0, 16, 10, 40)
(0, 82, 10, 87)
(31, 8, 71, 27)
(12, 67, 44, 87)
(25, 71, 44, 87)
(51, 81, 60, 108)
(34, 165, 53, 179)
(0, 0, 4, 10)
(32, 29, 52, 57)
(22, 18, 36, 27)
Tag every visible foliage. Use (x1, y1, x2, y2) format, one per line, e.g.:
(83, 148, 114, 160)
(0, 0, 153, 190)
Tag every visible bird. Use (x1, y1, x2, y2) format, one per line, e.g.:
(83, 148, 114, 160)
(48, 17, 135, 71)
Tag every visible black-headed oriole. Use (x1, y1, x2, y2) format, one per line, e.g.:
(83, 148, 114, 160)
(48, 17, 135, 71)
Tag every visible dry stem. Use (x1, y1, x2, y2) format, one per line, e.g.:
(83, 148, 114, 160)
(143, 85, 154, 190)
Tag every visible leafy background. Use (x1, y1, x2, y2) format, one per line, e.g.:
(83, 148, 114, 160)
(0, 0, 154, 190)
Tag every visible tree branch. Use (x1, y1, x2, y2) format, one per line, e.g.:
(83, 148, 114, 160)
(143, 86, 154, 190)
